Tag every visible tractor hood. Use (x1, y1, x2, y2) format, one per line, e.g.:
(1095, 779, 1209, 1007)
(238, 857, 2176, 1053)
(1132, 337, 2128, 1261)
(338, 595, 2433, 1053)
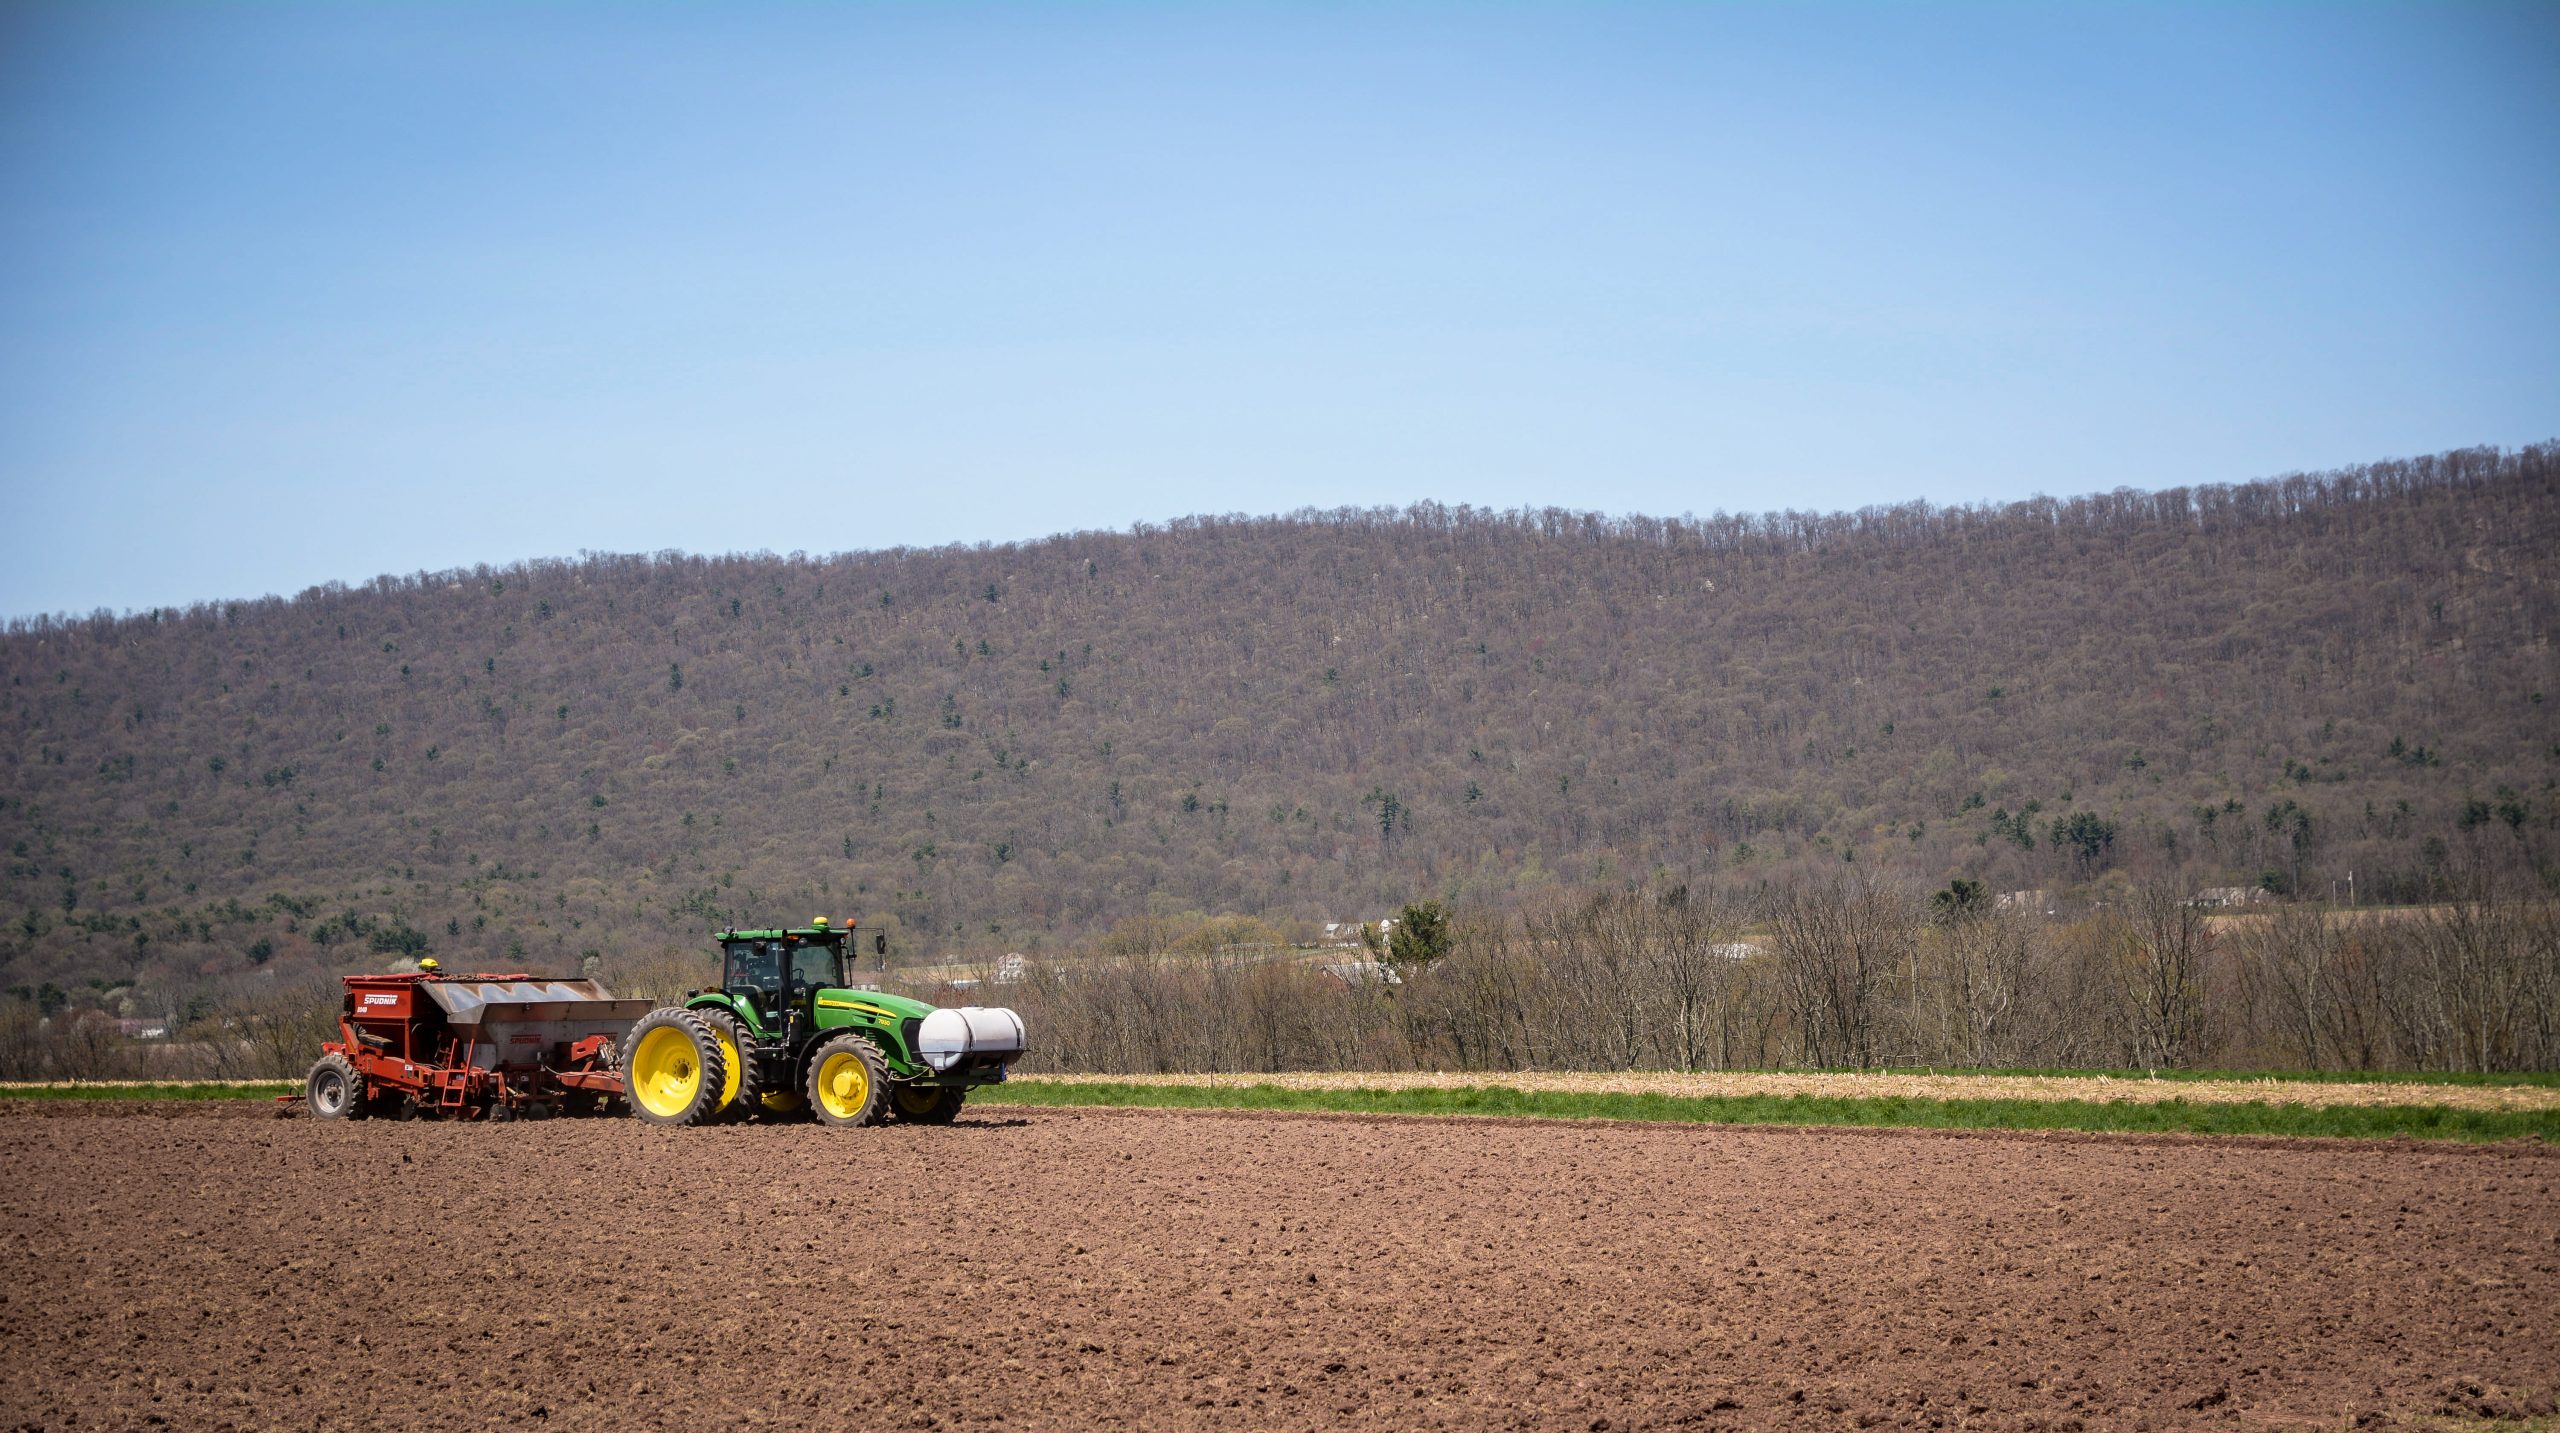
(807, 987, 1026, 1075)
(812, 987, 935, 1022)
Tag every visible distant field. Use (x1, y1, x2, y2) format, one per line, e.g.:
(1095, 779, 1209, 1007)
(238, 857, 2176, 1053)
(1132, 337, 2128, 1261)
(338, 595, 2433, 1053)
(9, 1068, 2555, 1141)
(984, 1076, 2560, 1142)
(1015, 1068, 2560, 1111)
(0, 1081, 295, 1100)
(1875, 1064, 2560, 1089)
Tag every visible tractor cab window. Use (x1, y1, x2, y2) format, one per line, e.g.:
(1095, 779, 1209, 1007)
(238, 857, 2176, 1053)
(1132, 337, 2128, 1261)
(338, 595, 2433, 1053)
(792, 941, 842, 992)
(725, 938, 840, 1008)
(724, 941, 785, 1000)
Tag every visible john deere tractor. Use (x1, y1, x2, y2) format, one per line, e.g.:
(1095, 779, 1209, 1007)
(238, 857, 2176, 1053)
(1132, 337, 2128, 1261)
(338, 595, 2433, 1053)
(622, 919, 1025, 1128)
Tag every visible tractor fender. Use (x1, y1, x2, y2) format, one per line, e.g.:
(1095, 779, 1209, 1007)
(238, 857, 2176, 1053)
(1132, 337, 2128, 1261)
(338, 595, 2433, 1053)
(685, 990, 763, 1034)
(789, 1028, 898, 1089)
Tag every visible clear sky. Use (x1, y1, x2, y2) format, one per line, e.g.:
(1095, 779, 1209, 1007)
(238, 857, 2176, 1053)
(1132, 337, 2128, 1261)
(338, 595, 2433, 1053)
(2, 2, 2554, 618)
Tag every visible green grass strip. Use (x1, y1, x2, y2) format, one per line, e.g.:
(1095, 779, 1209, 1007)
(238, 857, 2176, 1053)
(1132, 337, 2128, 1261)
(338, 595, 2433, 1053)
(986, 1079, 2560, 1143)
(0, 1082, 295, 1101)
(1847, 1065, 2560, 1089)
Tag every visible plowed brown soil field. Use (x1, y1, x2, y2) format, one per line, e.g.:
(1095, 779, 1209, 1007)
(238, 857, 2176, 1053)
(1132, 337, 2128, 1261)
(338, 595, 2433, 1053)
(1, 1101, 2552, 1432)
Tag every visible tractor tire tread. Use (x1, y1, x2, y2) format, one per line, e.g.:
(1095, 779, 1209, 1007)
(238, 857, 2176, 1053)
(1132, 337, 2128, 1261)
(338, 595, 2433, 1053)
(305, 1051, 367, 1121)
(697, 1007, 763, 1123)
(804, 1032, 891, 1128)
(622, 1007, 730, 1127)
(891, 1084, 966, 1125)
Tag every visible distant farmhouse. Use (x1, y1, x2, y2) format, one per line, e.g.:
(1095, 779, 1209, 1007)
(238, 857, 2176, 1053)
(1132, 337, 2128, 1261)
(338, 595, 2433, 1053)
(1996, 890, 2056, 916)
(1318, 918, 1397, 949)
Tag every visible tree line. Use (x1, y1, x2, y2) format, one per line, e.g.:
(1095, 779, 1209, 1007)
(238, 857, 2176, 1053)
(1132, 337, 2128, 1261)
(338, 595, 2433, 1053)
(9, 866, 2547, 1082)
(998, 869, 2559, 1076)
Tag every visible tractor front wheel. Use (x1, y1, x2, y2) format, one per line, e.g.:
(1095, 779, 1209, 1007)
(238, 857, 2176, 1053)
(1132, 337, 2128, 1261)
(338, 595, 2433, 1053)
(305, 1052, 368, 1120)
(890, 1084, 965, 1125)
(805, 1034, 890, 1128)
(623, 1009, 730, 1127)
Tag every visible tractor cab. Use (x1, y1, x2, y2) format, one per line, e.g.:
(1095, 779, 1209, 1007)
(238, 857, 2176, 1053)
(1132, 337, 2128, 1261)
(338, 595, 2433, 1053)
(719, 926, 847, 1028)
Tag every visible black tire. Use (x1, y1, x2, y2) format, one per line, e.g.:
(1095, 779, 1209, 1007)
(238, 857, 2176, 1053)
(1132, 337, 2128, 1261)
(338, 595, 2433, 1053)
(804, 1033, 891, 1128)
(889, 1084, 965, 1125)
(305, 1052, 367, 1121)
(697, 1008, 763, 1123)
(623, 1007, 730, 1127)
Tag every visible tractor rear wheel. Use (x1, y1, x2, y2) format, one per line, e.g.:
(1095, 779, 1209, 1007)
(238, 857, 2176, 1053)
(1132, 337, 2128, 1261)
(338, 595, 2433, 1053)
(305, 1052, 368, 1120)
(805, 1034, 890, 1128)
(889, 1084, 965, 1125)
(623, 1008, 729, 1127)
(696, 1008, 760, 1123)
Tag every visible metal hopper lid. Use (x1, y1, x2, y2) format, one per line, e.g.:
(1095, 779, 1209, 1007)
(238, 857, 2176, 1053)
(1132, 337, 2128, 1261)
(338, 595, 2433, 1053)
(421, 979, 627, 1025)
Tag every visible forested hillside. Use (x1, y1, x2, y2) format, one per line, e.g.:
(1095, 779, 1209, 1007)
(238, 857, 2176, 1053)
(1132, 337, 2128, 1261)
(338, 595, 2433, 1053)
(2, 443, 2554, 1007)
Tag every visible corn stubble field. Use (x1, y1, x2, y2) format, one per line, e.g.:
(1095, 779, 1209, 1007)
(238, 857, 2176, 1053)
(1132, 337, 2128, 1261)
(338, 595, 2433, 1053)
(1020, 1069, 2560, 1112)
(1, 1096, 2554, 1432)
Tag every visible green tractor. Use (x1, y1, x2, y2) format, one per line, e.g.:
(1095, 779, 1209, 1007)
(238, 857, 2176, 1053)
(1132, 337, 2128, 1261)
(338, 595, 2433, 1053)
(622, 919, 1025, 1128)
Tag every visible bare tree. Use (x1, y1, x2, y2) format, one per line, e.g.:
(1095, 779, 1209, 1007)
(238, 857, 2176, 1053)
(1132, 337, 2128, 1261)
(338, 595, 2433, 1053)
(1925, 907, 2037, 1067)
(1770, 876, 1913, 1068)
(2118, 882, 2211, 1069)
(1653, 884, 1750, 1070)
(208, 977, 343, 1079)
(2386, 873, 2560, 1072)
(2233, 905, 2350, 1069)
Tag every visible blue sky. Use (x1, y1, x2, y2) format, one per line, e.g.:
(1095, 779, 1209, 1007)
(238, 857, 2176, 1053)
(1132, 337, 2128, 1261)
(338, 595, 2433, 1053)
(2, 2, 2554, 618)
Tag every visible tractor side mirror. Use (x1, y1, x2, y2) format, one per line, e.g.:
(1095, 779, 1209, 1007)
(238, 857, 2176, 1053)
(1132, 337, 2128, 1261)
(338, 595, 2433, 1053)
(873, 932, 887, 960)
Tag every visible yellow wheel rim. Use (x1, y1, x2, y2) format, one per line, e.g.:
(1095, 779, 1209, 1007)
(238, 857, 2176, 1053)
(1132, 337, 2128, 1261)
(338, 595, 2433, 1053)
(816, 1050, 871, 1120)
(760, 1091, 806, 1114)
(710, 1026, 745, 1110)
(630, 1026, 702, 1118)
(895, 1087, 940, 1116)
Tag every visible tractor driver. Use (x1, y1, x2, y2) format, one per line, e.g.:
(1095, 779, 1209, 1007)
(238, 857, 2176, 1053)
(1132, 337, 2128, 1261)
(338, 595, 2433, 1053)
(735, 940, 783, 1014)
